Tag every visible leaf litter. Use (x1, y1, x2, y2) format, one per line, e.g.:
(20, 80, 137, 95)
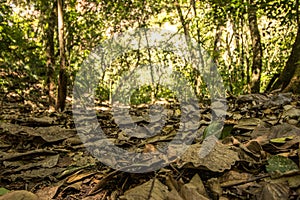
(0, 93, 300, 199)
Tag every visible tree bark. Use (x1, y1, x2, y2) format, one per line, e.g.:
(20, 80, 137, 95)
(270, 0, 300, 93)
(248, 0, 262, 93)
(283, 59, 300, 93)
(56, 0, 67, 111)
(281, 24, 300, 93)
(45, 2, 56, 111)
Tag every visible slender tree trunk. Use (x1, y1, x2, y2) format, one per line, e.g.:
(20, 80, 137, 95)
(191, 0, 204, 97)
(248, 0, 262, 93)
(213, 23, 224, 65)
(271, 0, 300, 93)
(176, 0, 202, 99)
(56, 0, 67, 111)
(45, 2, 56, 111)
(240, 15, 245, 86)
(175, 1, 191, 47)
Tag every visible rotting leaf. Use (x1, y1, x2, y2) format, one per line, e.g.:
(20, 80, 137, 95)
(166, 190, 184, 200)
(71, 153, 97, 167)
(0, 149, 57, 162)
(233, 118, 263, 131)
(272, 174, 300, 189)
(14, 116, 55, 127)
(180, 184, 210, 200)
(257, 182, 290, 200)
(179, 173, 209, 199)
(189, 173, 208, 197)
(35, 182, 63, 200)
(120, 179, 168, 200)
(266, 155, 299, 173)
(41, 155, 60, 168)
(0, 122, 76, 143)
(207, 178, 222, 199)
(9, 167, 65, 181)
(270, 123, 300, 139)
(282, 108, 300, 119)
(3, 154, 60, 174)
(178, 142, 239, 172)
(0, 190, 38, 200)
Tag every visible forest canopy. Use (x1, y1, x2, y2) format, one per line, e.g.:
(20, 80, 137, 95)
(0, 0, 300, 110)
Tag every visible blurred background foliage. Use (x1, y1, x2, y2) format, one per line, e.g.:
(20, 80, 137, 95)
(0, 0, 299, 106)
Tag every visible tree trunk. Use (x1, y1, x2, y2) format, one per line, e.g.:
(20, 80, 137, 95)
(248, 0, 262, 93)
(280, 24, 300, 93)
(213, 23, 224, 65)
(271, 0, 300, 93)
(56, 0, 67, 111)
(176, 0, 201, 98)
(45, 2, 56, 111)
(175, 1, 191, 47)
(191, 0, 201, 97)
(283, 60, 300, 93)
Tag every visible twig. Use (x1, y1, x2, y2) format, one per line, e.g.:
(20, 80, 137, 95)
(147, 171, 158, 200)
(220, 174, 270, 188)
(89, 162, 162, 196)
(89, 168, 123, 195)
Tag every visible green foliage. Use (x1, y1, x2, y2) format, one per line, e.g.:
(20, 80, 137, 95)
(95, 86, 110, 102)
(266, 155, 299, 173)
(130, 85, 176, 105)
(203, 121, 223, 139)
(130, 85, 152, 105)
(1, 0, 299, 102)
(260, 0, 297, 25)
(0, 2, 43, 94)
(0, 187, 10, 196)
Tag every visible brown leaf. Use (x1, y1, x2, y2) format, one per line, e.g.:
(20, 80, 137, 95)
(0, 190, 38, 200)
(178, 142, 239, 172)
(234, 118, 263, 131)
(257, 182, 290, 200)
(180, 174, 209, 200)
(35, 184, 62, 200)
(121, 179, 168, 200)
(207, 178, 222, 199)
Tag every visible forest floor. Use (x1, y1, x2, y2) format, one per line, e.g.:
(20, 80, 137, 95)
(1, 86, 300, 200)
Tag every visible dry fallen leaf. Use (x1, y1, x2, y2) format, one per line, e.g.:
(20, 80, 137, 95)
(179, 174, 209, 200)
(178, 142, 239, 172)
(0, 190, 38, 200)
(120, 179, 168, 200)
(256, 182, 290, 200)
